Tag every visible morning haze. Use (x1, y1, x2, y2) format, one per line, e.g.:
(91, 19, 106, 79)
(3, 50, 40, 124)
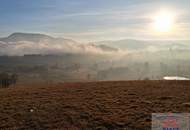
(0, 0, 190, 130)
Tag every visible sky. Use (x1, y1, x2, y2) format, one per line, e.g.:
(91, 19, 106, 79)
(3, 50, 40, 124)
(0, 0, 190, 42)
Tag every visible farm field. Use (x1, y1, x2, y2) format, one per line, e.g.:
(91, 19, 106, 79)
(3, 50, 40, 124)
(0, 81, 190, 130)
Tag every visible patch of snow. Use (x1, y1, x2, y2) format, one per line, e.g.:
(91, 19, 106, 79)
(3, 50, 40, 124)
(163, 76, 190, 80)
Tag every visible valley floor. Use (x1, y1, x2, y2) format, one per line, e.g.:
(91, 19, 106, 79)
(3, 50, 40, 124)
(0, 81, 190, 130)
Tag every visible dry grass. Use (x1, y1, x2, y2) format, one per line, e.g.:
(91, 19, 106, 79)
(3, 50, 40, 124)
(0, 80, 190, 130)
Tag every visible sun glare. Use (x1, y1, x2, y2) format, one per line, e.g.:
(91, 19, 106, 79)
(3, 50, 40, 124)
(153, 10, 175, 33)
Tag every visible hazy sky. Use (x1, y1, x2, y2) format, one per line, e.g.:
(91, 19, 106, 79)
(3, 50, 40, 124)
(0, 0, 190, 42)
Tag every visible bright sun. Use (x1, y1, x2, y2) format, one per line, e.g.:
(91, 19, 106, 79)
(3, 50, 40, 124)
(153, 10, 175, 33)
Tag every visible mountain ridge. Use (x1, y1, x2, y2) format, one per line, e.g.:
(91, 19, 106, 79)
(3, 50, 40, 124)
(0, 32, 54, 43)
(0, 32, 118, 56)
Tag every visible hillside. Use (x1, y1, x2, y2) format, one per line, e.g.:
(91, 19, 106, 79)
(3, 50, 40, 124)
(0, 81, 190, 130)
(0, 32, 53, 43)
(96, 39, 190, 51)
(0, 33, 118, 56)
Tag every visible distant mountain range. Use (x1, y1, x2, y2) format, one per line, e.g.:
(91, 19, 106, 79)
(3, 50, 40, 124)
(0, 32, 53, 43)
(0, 32, 189, 56)
(96, 39, 190, 51)
(0, 32, 81, 45)
(0, 33, 118, 56)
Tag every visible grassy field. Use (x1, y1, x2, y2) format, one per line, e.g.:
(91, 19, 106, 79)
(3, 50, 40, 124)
(0, 81, 190, 130)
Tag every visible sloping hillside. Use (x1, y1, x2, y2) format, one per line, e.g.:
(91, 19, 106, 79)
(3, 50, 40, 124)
(96, 39, 190, 51)
(0, 81, 190, 130)
(0, 33, 118, 56)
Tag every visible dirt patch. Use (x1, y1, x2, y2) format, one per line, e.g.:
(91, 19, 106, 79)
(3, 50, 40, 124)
(0, 80, 190, 130)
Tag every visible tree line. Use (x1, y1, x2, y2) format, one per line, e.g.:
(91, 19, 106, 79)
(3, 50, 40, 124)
(0, 73, 18, 88)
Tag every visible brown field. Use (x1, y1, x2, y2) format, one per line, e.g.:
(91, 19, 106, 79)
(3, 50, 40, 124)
(0, 81, 190, 130)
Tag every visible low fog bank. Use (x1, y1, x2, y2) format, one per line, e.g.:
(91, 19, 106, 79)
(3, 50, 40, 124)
(0, 33, 124, 57)
(0, 33, 190, 83)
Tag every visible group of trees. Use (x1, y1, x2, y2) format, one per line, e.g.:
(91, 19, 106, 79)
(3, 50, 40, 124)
(0, 73, 18, 88)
